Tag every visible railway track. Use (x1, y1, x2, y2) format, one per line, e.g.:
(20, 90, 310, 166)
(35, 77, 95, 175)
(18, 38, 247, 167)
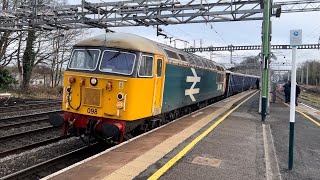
(0, 100, 62, 114)
(0, 109, 70, 166)
(0, 126, 61, 157)
(0, 117, 49, 131)
(1, 143, 109, 180)
(0, 111, 63, 158)
(0, 110, 62, 128)
(276, 91, 320, 110)
(0, 137, 63, 159)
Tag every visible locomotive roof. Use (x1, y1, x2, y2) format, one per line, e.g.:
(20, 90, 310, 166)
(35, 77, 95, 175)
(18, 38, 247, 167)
(226, 70, 260, 78)
(75, 32, 225, 71)
(75, 33, 164, 55)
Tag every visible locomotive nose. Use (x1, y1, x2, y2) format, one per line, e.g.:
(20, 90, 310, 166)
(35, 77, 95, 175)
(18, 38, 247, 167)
(49, 113, 65, 127)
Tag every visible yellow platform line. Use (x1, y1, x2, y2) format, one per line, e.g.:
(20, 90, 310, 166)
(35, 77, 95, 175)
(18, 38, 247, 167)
(283, 103, 320, 127)
(148, 91, 259, 180)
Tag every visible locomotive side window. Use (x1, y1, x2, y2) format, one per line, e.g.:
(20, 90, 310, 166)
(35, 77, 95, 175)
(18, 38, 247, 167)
(69, 49, 100, 70)
(157, 59, 162, 77)
(164, 49, 180, 60)
(139, 56, 154, 77)
(210, 62, 217, 70)
(99, 50, 136, 75)
(178, 54, 187, 62)
(217, 73, 224, 83)
(185, 54, 196, 65)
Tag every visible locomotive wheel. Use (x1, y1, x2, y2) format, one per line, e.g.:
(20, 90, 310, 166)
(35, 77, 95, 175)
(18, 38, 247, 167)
(142, 124, 149, 133)
(174, 110, 180, 119)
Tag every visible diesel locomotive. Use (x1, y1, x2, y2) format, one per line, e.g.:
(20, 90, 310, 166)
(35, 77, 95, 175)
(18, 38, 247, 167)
(49, 33, 258, 143)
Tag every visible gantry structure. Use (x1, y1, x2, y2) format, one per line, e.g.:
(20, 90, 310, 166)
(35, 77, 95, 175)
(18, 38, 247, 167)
(0, 0, 320, 31)
(183, 44, 320, 52)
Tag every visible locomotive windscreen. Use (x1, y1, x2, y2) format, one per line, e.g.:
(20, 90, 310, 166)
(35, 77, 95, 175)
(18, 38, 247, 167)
(99, 50, 136, 75)
(68, 49, 100, 70)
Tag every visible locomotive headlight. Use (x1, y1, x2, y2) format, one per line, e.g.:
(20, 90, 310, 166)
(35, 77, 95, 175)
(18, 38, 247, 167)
(90, 77, 98, 86)
(117, 93, 124, 101)
(68, 76, 76, 84)
(116, 101, 123, 109)
(106, 81, 112, 91)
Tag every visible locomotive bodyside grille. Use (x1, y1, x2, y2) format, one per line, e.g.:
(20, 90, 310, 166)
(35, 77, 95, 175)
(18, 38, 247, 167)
(83, 87, 102, 107)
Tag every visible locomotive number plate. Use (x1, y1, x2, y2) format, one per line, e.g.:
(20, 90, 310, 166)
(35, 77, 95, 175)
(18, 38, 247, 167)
(87, 108, 98, 115)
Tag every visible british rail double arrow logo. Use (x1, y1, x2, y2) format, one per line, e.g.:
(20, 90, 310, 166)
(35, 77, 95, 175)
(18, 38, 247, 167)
(185, 68, 201, 102)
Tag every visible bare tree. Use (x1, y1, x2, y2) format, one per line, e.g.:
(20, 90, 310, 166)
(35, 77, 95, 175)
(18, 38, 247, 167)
(49, 29, 86, 87)
(1, 0, 89, 90)
(297, 60, 320, 86)
(229, 56, 261, 76)
(0, 0, 20, 67)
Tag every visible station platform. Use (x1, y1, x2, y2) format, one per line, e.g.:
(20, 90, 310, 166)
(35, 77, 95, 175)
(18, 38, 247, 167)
(44, 90, 320, 180)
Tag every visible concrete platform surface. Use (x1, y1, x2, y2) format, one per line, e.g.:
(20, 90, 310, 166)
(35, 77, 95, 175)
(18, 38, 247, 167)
(137, 92, 267, 180)
(269, 99, 320, 179)
(138, 93, 320, 180)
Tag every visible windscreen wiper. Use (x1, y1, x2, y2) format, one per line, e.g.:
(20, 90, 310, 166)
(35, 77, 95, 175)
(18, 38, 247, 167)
(86, 49, 94, 60)
(107, 51, 121, 61)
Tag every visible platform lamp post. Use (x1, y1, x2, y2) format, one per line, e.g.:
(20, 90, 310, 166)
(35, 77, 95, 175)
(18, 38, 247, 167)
(261, 0, 271, 121)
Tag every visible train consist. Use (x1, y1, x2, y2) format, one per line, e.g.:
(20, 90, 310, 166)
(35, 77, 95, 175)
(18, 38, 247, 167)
(49, 33, 259, 144)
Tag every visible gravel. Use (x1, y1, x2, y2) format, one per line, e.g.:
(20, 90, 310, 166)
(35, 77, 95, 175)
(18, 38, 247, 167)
(0, 121, 52, 138)
(0, 137, 87, 177)
(0, 97, 60, 106)
(0, 106, 61, 119)
(0, 127, 60, 153)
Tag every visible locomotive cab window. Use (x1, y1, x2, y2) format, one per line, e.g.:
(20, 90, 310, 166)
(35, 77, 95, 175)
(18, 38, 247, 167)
(99, 50, 136, 75)
(139, 55, 154, 77)
(157, 59, 162, 77)
(69, 49, 100, 70)
(164, 49, 180, 60)
(178, 54, 188, 62)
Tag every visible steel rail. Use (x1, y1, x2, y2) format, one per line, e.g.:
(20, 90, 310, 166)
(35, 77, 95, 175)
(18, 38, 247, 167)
(0, 100, 61, 107)
(1, 143, 110, 180)
(0, 136, 63, 159)
(276, 91, 320, 111)
(0, 110, 62, 121)
(0, 126, 59, 142)
(0, 101, 62, 113)
(0, 117, 49, 131)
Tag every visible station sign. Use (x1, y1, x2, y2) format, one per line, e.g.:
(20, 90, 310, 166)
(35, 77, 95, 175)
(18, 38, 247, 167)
(290, 29, 302, 46)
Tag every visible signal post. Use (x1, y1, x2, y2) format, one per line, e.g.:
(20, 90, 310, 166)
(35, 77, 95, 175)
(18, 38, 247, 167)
(261, 0, 271, 121)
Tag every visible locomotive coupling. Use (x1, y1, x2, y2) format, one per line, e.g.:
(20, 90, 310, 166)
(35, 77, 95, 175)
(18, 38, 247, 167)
(49, 113, 65, 127)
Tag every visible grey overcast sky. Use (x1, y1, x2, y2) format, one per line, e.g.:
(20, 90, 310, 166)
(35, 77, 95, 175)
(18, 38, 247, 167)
(68, 0, 320, 68)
